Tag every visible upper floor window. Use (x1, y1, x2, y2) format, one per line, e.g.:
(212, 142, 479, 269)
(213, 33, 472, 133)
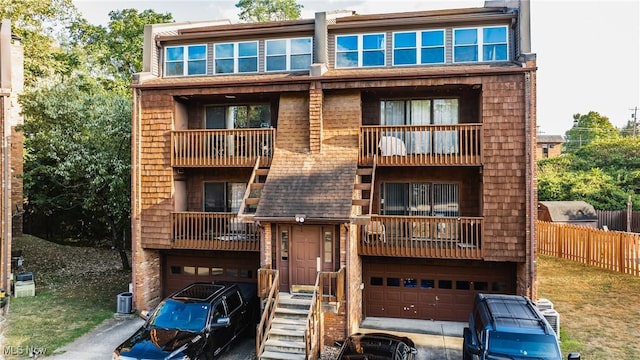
(214, 41, 258, 74)
(381, 182, 459, 217)
(453, 26, 508, 63)
(266, 37, 312, 71)
(165, 44, 207, 76)
(205, 104, 271, 129)
(336, 33, 385, 68)
(393, 30, 445, 65)
(204, 182, 246, 212)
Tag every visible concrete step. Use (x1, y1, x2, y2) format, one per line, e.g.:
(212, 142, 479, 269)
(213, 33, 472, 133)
(264, 338, 306, 354)
(261, 350, 306, 360)
(271, 319, 307, 332)
(275, 307, 309, 318)
(278, 296, 312, 309)
(268, 327, 305, 342)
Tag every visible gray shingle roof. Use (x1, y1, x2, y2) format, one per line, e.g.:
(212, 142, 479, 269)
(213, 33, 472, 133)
(255, 151, 358, 222)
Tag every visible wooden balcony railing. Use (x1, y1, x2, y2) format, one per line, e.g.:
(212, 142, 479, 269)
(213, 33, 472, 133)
(359, 215, 483, 259)
(171, 212, 259, 251)
(172, 128, 275, 167)
(359, 124, 482, 166)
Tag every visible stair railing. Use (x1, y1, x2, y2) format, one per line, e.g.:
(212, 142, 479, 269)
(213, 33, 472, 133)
(256, 268, 279, 358)
(304, 272, 322, 360)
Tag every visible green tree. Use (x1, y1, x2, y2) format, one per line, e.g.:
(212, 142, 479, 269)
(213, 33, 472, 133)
(20, 75, 132, 268)
(69, 9, 173, 92)
(564, 111, 620, 152)
(537, 137, 640, 210)
(0, 0, 82, 86)
(236, 0, 302, 22)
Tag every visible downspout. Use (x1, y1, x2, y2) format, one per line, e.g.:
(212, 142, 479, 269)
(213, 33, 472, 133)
(525, 70, 535, 297)
(2, 99, 9, 294)
(131, 86, 141, 308)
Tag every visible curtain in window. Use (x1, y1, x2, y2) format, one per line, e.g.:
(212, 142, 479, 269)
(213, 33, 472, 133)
(229, 183, 247, 213)
(382, 182, 458, 216)
(433, 99, 459, 154)
(432, 183, 459, 216)
(409, 100, 431, 154)
(382, 183, 408, 215)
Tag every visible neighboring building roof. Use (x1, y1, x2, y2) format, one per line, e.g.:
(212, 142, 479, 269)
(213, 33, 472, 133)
(539, 201, 597, 222)
(255, 151, 357, 222)
(537, 135, 565, 144)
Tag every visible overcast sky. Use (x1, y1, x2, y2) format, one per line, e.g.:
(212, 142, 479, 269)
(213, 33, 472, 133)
(73, 0, 640, 136)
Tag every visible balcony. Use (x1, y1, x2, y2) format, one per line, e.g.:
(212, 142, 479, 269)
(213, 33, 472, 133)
(359, 215, 483, 259)
(359, 124, 482, 166)
(171, 212, 259, 251)
(172, 128, 275, 167)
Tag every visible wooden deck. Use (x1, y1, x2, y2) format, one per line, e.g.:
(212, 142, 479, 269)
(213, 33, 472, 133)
(170, 212, 259, 251)
(172, 128, 275, 167)
(359, 215, 483, 259)
(359, 124, 482, 166)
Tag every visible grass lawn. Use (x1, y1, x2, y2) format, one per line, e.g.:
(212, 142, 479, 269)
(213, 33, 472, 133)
(4, 235, 130, 358)
(537, 254, 640, 359)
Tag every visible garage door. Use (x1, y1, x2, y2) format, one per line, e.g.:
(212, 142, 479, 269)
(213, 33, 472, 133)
(163, 251, 259, 297)
(363, 259, 515, 321)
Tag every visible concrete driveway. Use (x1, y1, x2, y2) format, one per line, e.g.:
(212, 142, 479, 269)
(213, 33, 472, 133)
(41, 315, 462, 359)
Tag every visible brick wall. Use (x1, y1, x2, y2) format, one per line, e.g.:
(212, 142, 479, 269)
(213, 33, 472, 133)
(323, 311, 347, 345)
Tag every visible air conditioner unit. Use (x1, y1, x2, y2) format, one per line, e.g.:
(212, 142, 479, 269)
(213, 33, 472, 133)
(535, 298, 554, 311)
(541, 308, 560, 337)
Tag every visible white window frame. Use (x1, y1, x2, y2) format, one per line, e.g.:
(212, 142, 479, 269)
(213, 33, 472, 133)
(265, 37, 312, 72)
(392, 29, 445, 66)
(214, 41, 259, 74)
(453, 25, 509, 63)
(335, 33, 386, 68)
(164, 44, 207, 77)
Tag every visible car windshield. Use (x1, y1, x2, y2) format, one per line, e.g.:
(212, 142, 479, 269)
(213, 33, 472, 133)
(148, 299, 209, 332)
(488, 331, 561, 359)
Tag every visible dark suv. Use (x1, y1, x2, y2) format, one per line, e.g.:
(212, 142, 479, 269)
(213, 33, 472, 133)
(113, 282, 258, 360)
(463, 293, 580, 360)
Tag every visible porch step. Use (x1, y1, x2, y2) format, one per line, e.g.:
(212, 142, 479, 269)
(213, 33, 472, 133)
(268, 327, 305, 342)
(278, 297, 312, 309)
(264, 338, 306, 354)
(271, 319, 307, 332)
(261, 350, 306, 360)
(275, 307, 309, 318)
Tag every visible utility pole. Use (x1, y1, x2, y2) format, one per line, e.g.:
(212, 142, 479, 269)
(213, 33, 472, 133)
(631, 106, 638, 138)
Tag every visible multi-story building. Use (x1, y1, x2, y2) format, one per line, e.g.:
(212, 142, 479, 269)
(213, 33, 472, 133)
(1, 19, 24, 295)
(131, 1, 536, 356)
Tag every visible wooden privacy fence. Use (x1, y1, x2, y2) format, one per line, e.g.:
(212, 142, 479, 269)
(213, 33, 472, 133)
(597, 210, 640, 233)
(537, 221, 640, 277)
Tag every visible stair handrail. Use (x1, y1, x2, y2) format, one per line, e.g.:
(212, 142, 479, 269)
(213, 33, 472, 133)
(368, 155, 377, 216)
(237, 156, 262, 219)
(304, 273, 322, 360)
(256, 267, 279, 358)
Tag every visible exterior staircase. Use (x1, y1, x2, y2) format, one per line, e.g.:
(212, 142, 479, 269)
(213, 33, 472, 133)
(260, 293, 312, 360)
(237, 157, 269, 220)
